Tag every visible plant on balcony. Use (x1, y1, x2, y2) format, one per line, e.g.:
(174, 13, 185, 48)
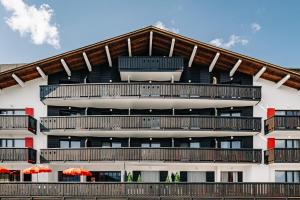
(165, 175, 172, 183)
(137, 174, 142, 182)
(126, 172, 133, 182)
(174, 172, 180, 183)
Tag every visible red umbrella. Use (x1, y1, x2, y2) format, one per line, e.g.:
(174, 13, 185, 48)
(63, 168, 92, 176)
(22, 166, 52, 181)
(0, 167, 10, 174)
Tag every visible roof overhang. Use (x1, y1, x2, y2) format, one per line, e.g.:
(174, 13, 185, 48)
(1, 26, 300, 90)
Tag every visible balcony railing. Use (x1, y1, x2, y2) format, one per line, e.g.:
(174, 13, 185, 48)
(0, 115, 37, 134)
(40, 83, 261, 101)
(118, 56, 184, 71)
(40, 115, 261, 132)
(265, 148, 300, 163)
(0, 183, 299, 198)
(40, 148, 262, 163)
(265, 116, 300, 134)
(0, 148, 36, 163)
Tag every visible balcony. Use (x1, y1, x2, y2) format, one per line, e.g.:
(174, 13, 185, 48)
(40, 115, 261, 137)
(265, 116, 300, 137)
(40, 83, 261, 109)
(0, 183, 299, 198)
(0, 115, 37, 134)
(265, 148, 300, 164)
(40, 148, 262, 163)
(118, 56, 184, 81)
(0, 148, 36, 163)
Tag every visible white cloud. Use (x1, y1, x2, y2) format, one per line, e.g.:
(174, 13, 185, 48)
(0, 0, 60, 49)
(154, 21, 179, 33)
(209, 34, 249, 49)
(251, 23, 261, 33)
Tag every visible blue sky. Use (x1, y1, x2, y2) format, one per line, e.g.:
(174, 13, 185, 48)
(0, 0, 299, 68)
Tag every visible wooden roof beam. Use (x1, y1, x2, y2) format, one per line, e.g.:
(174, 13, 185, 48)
(276, 74, 290, 88)
(149, 31, 153, 56)
(253, 66, 267, 81)
(105, 45, 112, 67)
(209, 52, 220, 72)
(60, 59, 71, 76)
(127, 38, 132, 57)
(169, 38, 175, 57)
(83, 52, 92, 72)
(36, 66, 47, 79)
(230, 59, 242, 77)
(188, 45, 198, 67)
(12, 73, 24, 87)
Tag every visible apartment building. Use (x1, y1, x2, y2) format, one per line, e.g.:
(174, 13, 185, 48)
(0, 26, 299, 199)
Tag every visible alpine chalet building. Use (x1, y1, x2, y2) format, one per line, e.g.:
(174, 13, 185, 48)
(0, 26, 300, 199)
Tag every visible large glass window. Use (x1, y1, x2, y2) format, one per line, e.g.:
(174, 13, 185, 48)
(220, 141, 241, 149)
(59, 140, 81, 148)
(87, 171, 121, 182)
(58, 171, 80, 182)
(221, 171, 243, 182)
(275, 171, 300, 183)
(0, 139, 25, 148)
(0, 109, 25, 115)
(0, 170, 20, 182)
(276, 139, 300, 148)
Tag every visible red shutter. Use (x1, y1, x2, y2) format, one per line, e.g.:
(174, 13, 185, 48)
(267, 138, 275, 149)
(25, 137, 33, 148)
(25, 107, 34, 117)
(267, 108, 275, 118)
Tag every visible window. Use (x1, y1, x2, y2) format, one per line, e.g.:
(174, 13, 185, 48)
(276, 139, 300, 148)
(58, 171, 80, 182)
(0, 170, 20, 182)
(190, 142, 200, 148)
(275, 171, 300, 183)
(87, 171, 121, 182)
(220, 112, 241, 117)
(112, 142, 122, 148)
(275, 110, 300, 116)
(141, 142, 160, 148)
(59, 140, 81, 148)
(0, 139, 25, 148)
(221, 171, 243, 182)
(0, 109, 25, 115)
(220, 141, 241, 149)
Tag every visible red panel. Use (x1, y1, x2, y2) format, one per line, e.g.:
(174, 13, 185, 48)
(25, 107, 34, 117)
(267, 108, 275, 118)
(25, 137, 33, 148)
(267, 138, 275, 149)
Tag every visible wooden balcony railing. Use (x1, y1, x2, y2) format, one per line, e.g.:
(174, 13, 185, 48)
(265, 148, 300, 163)
(0, 183, 299, 198)
(0, 115, 37, 134)
(0, 148, 36, 163)
(118, 56, 184, 71)
(40, 148, 262, 163)
(40, 115, 261, 132)
(40, 83, 261, 101)
(265, 116, 300, 134)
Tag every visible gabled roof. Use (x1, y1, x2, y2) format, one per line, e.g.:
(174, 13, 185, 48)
(1, 26, 300, 89)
